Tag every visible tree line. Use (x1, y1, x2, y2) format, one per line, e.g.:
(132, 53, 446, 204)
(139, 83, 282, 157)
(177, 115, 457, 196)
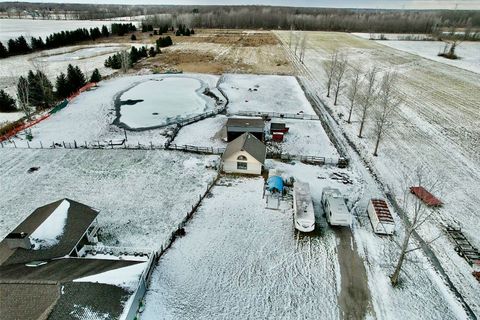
(0, 65, 101, 114)
(104, 46, 153, 71)
(0, 23, 136, 59)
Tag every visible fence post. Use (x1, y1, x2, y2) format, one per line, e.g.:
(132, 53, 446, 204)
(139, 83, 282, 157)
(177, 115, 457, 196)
(63, 141, 66, 148)
(150, 141, 153, 150)
(52, 141, 55, 149)
(0, 141, 3, 148)
(111, 141, 114, 149)
(13, 140, 16, 148)
(27, 141, 30, 148)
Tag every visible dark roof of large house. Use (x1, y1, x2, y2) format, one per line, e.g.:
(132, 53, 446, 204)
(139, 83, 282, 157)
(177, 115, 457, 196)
(0, 258, 141, 283)
(226, 117, 265, 130)
(0, 199, 99, 266)
(222, 132, 266, 164)
(0, 200, 147, 320)
(0, 281, 132, 320)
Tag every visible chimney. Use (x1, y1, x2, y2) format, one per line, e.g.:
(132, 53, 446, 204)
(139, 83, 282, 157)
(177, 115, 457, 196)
(5, 232, 32, 250)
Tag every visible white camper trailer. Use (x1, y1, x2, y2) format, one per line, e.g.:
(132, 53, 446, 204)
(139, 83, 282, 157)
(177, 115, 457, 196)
(367, 199, 395, 235)
(293, 182, 315, 232)
(322, 188, 351, 227)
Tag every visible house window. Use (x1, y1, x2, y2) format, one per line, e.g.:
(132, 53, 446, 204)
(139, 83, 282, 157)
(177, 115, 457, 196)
(237, 162, 247, 170)
(237, 155, 248, 161)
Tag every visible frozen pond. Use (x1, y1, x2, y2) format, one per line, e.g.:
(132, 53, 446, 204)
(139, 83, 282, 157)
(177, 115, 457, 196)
(117, 77, 214, 130)
(35, 46, 124, 62)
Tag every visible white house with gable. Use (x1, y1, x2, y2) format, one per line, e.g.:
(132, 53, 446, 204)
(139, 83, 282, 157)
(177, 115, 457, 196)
(222, 132, 266, 175)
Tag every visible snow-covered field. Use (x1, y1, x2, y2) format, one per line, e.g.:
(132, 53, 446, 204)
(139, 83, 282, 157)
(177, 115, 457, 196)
(0, 149, 218, 248)
(0, 19, 114, 44)
(276, 30, 480, 318)
(0, 111, 23, 124)
(268, 119, 339, 158)
(0, 43, 130, 100)
(35, 46, 124, 62)
(142, 177, 342, 319)
(220, 74, 316, 115)
(372, 40, 480, 74)
(173, 115, 227, 148)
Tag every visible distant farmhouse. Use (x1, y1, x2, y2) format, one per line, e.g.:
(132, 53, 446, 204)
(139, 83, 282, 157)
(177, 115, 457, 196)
(222, 132, 266, 175)
(0, 199, 155, 320)
(226, 117, 265, 142)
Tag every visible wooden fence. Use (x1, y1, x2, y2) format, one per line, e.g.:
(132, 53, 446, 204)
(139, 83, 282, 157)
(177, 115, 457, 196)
(167, 144, 226, 155)
(231, 110, 319, 120)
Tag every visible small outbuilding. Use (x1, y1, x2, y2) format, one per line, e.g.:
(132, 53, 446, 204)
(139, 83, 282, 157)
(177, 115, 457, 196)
(226, 117, 265, 142)
(222, 132, 266, 175)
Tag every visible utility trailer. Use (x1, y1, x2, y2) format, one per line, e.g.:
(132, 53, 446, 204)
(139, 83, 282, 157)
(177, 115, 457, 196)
(322, 188, 351, 227)
(367, 199, 395, 235)
(445, 225, 480, 270)
(293, 182, 315, 232)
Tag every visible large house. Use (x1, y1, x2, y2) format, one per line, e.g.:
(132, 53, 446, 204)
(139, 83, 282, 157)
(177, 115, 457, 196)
(0, 199, 155, 320)
(222, 132, 266, 175)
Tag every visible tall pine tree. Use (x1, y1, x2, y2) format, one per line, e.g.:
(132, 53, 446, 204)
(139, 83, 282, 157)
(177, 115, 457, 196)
(0, 90, 16, 112)
(0, 41, 8, 58)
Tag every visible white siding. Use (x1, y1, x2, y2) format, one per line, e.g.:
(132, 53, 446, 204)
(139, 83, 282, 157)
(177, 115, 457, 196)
(222, 151, 262, 175)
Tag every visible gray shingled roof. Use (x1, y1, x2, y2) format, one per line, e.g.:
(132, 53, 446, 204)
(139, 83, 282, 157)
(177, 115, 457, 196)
(222, 132, 266, 164)
(226, 117, 264, 129)
(0, 199, 99, 266)
(0, 258, 142, 283)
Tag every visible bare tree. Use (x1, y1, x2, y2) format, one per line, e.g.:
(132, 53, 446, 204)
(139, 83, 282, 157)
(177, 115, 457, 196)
(346, 65, 362, 123)
(17, 77, 32, 121)
(120, 50, 130, 73)
(324, 49, 339, 98)
(390, 168, 442, 287)
(357, 66, 378, 138)
(299, 33, 307, 63)
(294, 32, 300, 56)
(372, 72, 402, 156)
(332, 55, 347, 105)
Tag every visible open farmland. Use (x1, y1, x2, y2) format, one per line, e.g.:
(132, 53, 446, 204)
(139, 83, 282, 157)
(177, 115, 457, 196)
(276, 30, 480, 317)
(137, 29, 292, 75)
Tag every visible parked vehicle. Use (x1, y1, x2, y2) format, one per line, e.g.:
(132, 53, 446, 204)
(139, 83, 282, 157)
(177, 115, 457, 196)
(322, 188, 351, 227)
(367, 199, 395, 235)
(293, 182, 315, 232)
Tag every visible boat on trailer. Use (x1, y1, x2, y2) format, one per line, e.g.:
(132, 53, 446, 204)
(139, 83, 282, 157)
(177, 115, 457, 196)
(293, 181, 315, 232)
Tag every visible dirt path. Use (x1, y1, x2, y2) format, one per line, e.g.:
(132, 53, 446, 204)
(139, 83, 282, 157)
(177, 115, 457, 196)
(336, 228, 372, 320)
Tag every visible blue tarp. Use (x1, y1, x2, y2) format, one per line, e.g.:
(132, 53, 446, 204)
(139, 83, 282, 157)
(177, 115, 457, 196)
(267, 176, 284, 193)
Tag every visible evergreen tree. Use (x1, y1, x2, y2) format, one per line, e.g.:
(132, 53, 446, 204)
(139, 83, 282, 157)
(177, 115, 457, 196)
(0, 41, 8, 58)
(28, 70, 54, 110)
(31, 37, 45, 51)
(0, 90, 16, 112)
(131, 34, 137, 41)
(149, 47, 157, 57)
(55, 72, 69, 99)
(185, 28, 191, 36)
(101, 25, 110, 37)
(90, 68, 102, 83)
(191, 29, 195, 35)
(15, 36, 32, 54)
(130, 46, 139, 64)
(7, 39, 16, 55)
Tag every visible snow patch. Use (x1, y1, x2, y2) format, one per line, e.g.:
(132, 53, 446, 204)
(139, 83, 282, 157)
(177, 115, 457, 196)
(73, 262, 147, 291)
(30, 199, 70, 250)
